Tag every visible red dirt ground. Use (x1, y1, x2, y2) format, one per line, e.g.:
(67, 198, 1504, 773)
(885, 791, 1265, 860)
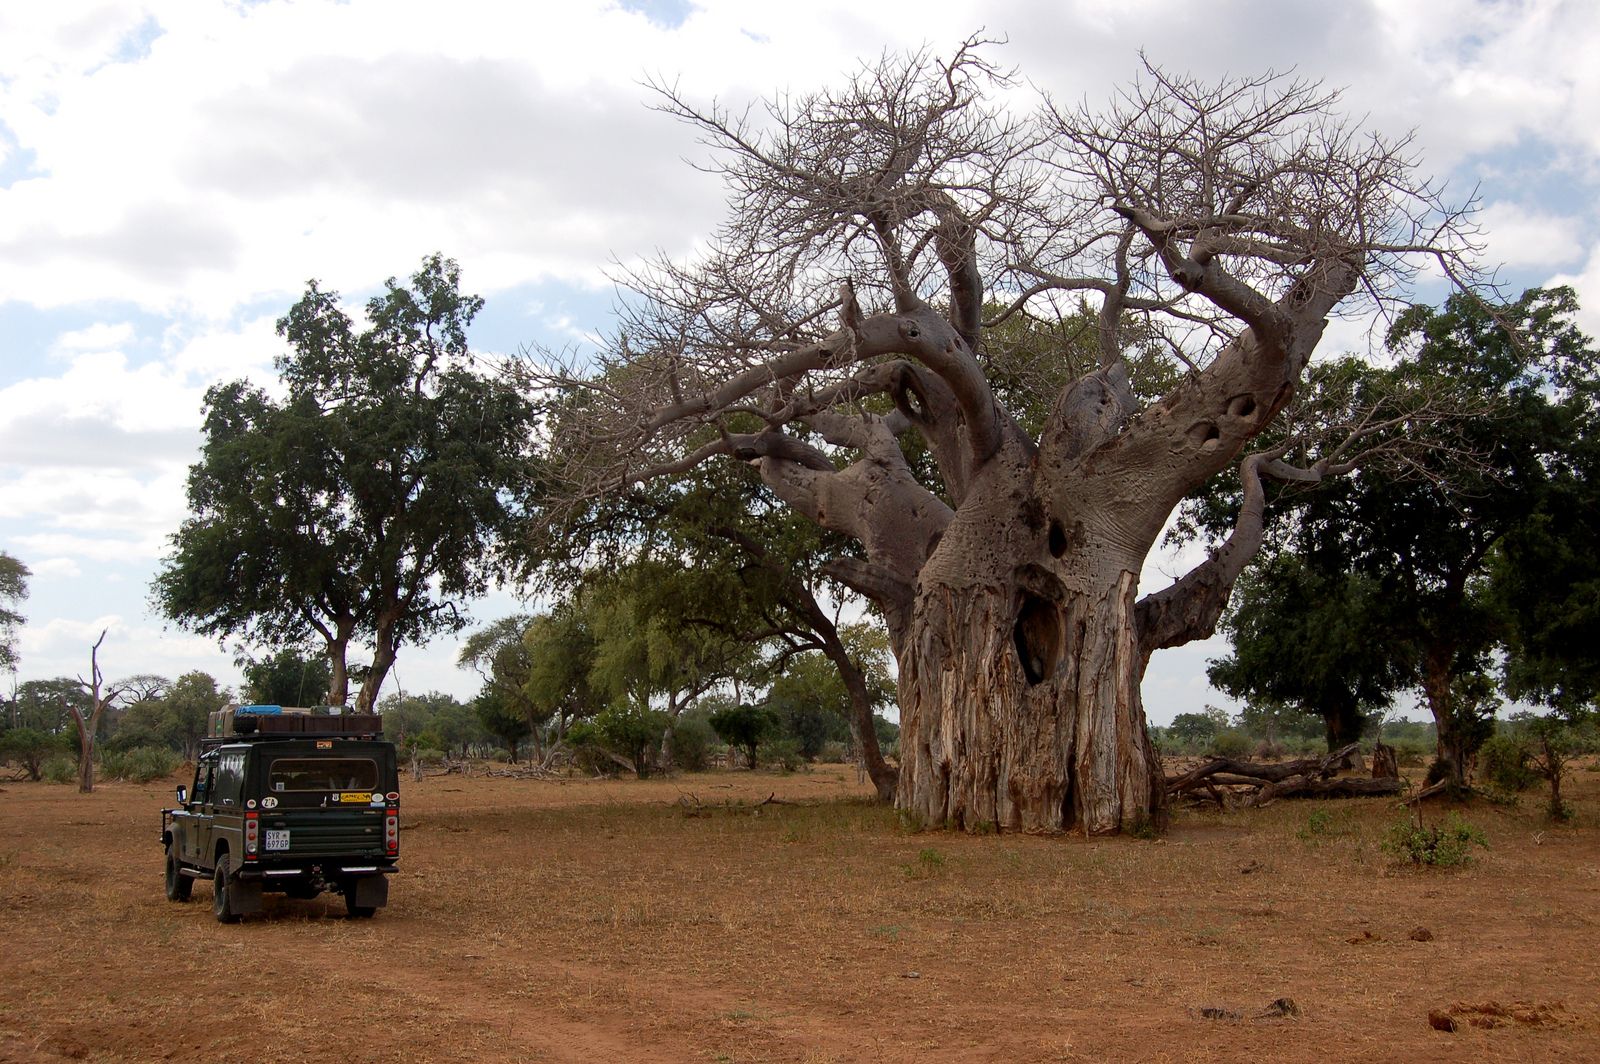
(2, 763, 1598, 1062)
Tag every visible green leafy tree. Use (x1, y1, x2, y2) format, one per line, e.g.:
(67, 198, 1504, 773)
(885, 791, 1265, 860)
(1196, 288, 1600, 787)
(582, 557, 765, 725)
(521, 606, 609, 742)
(709, 702, 781, 770)
(1493, 386, 1600, 711)
(767, 628, 896, 759)
(1166, 712, 1218, 750)
(473, 687, 534, 763)
(459, 615, 547, 759)
(0, 728, 67, 781)
(530, 456, 901, 798)
(378, 691, 483, 759)
(0, 551, 28, 678)
(10, 678, 88, 734)
(155, 254, 539, 712)
(167, 671, 228, 759)
(241, 649, 333, 708)
(1208, 554, 1408, 750)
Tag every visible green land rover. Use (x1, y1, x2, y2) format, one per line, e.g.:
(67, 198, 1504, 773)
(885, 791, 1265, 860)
(160, 706, 400, 922)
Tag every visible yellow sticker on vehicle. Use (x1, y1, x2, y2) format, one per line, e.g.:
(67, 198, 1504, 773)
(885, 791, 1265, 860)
(338, 792, 372, 804)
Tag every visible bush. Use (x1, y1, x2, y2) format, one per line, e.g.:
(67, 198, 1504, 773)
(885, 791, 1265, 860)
(762, 737, 805, 773)
(0, 727, 67, 781)
(1252, 739, 1286, 761)
(1297, 808, 1351, 842)
(100, 745, 181, 783)
(43, 756, 75, 784)
(1382, 813, 1487, 868)
(564, 722, 621, 777)
(670, 713, 719, 772)
(818, 740, 850, 764)
(1390, 738, 1432, 767)
(1208, 729, 1253, 758)
(1478, 735, 1537, 792)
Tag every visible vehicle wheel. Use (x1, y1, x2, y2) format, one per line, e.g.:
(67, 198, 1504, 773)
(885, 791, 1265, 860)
(165, 844, 192, 902)
(213, 854, 241, 924)
(342, 881, 376, 919)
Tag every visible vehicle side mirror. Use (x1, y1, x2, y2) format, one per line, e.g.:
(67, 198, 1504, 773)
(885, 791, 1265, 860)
(176, 785, 187, 805)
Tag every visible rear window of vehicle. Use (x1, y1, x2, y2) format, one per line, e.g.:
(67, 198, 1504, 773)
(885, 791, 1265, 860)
(266, 758, 380, 792)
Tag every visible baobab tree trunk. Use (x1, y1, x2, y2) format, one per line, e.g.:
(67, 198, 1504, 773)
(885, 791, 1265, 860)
(889, 455, 1168, 835)
(896, 571, 1164, 835)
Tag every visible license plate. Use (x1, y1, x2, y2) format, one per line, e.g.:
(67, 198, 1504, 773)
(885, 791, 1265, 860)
(265, 830, 291, 851)
(338, 792, 372, 804)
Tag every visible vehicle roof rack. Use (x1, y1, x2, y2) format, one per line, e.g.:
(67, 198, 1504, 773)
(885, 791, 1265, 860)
(207, 705, 383, 739)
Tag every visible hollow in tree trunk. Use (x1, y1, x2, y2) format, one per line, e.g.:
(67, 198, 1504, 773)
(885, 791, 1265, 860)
(896, 565, 1165, 834)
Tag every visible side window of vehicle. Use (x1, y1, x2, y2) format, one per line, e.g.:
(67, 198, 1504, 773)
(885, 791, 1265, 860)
(195, 757, 216, 806)
(215, 751, 246, 804)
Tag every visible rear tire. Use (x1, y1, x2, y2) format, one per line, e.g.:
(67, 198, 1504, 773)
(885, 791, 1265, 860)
(165, 845, 193, 902)
(213, 854, 241, 924)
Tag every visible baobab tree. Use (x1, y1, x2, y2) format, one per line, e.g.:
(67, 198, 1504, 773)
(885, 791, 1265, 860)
(539, 44, 1474, 834)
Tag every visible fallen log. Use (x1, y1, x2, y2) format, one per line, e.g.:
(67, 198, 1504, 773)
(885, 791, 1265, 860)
(1248, 774, 1406, 805)
(1166, 742, 1361, 794)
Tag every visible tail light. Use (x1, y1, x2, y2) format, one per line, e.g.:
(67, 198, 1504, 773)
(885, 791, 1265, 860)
(244, 811, 259, 858)
(384, 812, 399, 856)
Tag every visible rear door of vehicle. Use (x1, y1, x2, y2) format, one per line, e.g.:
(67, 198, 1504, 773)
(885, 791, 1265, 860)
(257, 745, 388, 860)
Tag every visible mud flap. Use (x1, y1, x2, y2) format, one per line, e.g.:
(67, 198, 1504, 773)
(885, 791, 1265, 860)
(351, 875, 388, 909)
(227, 877, 264, 915)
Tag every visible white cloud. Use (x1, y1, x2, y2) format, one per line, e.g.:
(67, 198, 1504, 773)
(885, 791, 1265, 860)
(29, 557, 83, 579)
(1548, 243, 1600, 340)
(1478, 202, 1585, 271)
(51, 320, 135, 354)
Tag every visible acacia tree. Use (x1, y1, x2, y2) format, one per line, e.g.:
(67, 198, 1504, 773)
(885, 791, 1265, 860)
(540, 47, 1469, 833)
(156, 254, 538, 711)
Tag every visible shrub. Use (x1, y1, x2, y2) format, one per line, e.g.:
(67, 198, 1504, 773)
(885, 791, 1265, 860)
(762, 737, 805, 773)
(1390, 738, 1432, 767)
(818, 740, 850, 764)
(101, 746, 181, 783)
(903, 847, 946, 879)
(1382, 813, 1487, 868)
(1252, 739, 1286, 761)
(670, 713, 719, 772)
(0, 728, 67, 781)
(592, 704, 672, 779)
(564, 721, 621, 777)
(1478, 735, 1537, 793)
(43, 756, 75, 784)
(1208, 729, 1253, 758)
(1297, 808, 1350, 842)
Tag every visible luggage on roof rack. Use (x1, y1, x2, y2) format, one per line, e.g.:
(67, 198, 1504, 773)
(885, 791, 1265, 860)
(207, 704, 382, 738)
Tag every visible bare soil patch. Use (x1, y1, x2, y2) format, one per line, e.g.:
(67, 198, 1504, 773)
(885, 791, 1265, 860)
(3, 764, 1599, 1062)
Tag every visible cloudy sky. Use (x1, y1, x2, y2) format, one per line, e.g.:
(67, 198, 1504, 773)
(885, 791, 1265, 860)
(3, 0, 1598, 723)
